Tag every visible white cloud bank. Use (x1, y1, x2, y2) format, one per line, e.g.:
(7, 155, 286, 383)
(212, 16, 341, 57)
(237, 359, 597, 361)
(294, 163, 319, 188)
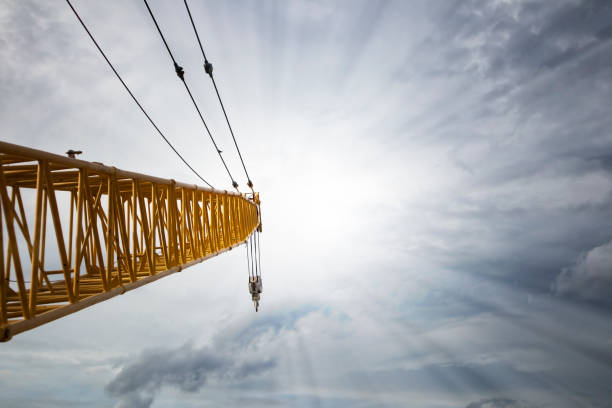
(554, 240, 612, 301)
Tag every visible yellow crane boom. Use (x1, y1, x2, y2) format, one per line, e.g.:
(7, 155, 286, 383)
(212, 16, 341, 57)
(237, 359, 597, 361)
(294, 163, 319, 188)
(0, 141, 260, 342)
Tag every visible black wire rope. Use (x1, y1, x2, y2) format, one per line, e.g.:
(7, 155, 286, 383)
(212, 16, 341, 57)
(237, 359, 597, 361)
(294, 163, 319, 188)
(251, 235, 257, 276)
(251, 234, 257, 279)
(183, 0, 254, 189)
(142, 0, 239, 189)
(249, 235, 254, 278)
(64, 0, 213, 189)
(246, 235, 252, 278)
(256, 230, 262, 278)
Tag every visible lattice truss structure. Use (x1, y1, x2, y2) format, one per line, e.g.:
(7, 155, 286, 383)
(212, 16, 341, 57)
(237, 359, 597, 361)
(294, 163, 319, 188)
(0, 141, 260, 341)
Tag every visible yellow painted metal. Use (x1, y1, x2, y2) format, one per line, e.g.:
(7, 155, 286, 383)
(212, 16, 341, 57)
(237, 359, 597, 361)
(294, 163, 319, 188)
(0, 141, 260, 342)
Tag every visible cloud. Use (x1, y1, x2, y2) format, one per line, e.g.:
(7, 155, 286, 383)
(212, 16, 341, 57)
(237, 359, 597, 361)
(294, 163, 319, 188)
(553, 240, 612, 301)
(466, 398, 536, 408)
(103, 308, 308, 408)
(111, 392, 153, 408)
(1, 1, 612, 408)
(104, 307, 316, 407)
(426, 0, 612, 82)
(345, 362, 543, 395)
(106, 342, 276, 408)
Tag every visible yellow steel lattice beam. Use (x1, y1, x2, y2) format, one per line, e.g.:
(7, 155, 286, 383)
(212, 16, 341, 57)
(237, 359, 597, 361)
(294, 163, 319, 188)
(0, 141, 261, 342)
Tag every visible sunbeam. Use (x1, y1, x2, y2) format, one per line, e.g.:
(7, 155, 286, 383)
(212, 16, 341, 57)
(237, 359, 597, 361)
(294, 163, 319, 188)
(1, 0, 612, 407)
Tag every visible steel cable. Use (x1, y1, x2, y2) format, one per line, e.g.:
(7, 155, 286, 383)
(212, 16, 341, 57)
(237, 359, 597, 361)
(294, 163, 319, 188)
(183, 0, 254, 189)
(250, 234, 256, 279)
(256, 230, 262, 277)
(142, 0, 239, 189)
(65, 0, 213, 188)
(246, 235, 253, 278)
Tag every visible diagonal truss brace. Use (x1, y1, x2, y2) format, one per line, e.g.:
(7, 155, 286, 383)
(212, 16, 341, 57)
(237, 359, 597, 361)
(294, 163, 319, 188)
(0, 141, 260, 342)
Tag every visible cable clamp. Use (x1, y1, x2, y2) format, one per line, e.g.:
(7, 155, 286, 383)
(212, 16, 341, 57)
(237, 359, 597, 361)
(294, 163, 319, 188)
(174, 62, 185, 80)
(204, 60, 213, 77)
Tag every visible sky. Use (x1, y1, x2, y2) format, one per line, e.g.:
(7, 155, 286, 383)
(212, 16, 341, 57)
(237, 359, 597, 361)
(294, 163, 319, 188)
(1, 0, 612, 407)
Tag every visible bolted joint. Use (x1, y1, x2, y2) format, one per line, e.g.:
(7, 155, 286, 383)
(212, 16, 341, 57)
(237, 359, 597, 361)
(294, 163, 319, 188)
(232, 180, 239, 189)
(204, 60, 213, 77)
(174, 62, 185, 80)
(247, 180, 253, 189)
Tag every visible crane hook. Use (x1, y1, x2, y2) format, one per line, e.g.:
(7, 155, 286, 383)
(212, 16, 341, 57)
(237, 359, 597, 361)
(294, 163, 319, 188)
(248, 275, 262, 312)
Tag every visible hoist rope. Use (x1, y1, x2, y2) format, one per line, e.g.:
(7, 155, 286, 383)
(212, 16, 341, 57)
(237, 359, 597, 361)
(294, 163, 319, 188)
(246, 234, 253, 278)
(142, 0, 239, 190)
(252, 233, 257, 278)
(182, 0, 254, 189)
(64, 0, 213, 188)
(256, 230, 262, 277)
(250, 234, 256, 278)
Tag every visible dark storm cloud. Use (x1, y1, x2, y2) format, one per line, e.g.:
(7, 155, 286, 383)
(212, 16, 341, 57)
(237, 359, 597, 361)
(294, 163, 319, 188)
(589, 154, 612, 173)
(106, 344, 224, 395)
(432, 203, 612, 293)
(408, 0, 612, 155)
(341, 308, 612, 405)
(383, 0, 612, 303)
(104, 308, 316, 407)
(554, 240, 612, 302)
(422, 0, 612, 81)
(106, 343, 276, 408)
